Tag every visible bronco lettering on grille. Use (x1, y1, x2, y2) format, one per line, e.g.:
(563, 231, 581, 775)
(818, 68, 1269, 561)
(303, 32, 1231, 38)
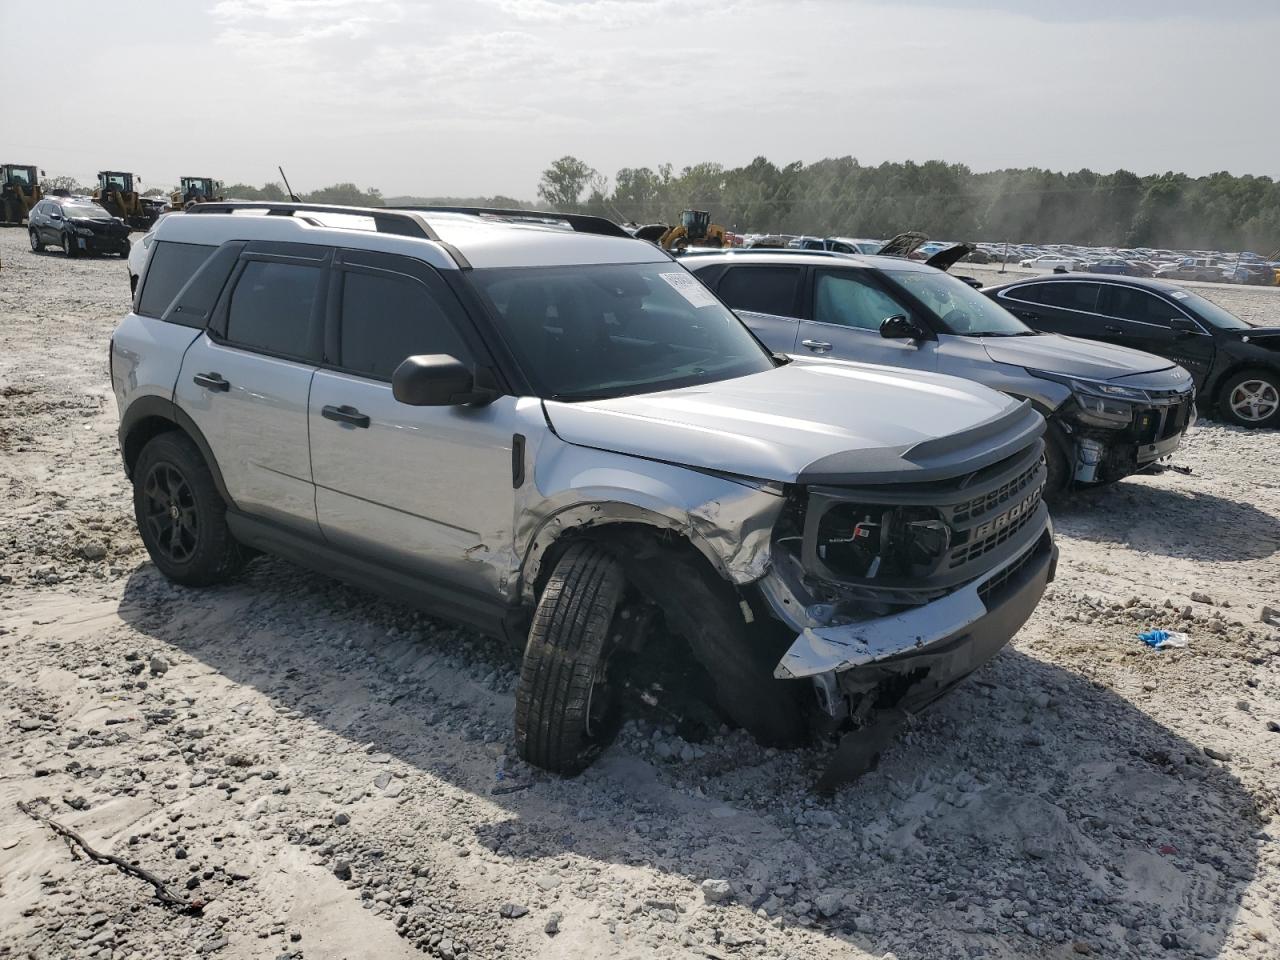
(971, 489, 1041, 541)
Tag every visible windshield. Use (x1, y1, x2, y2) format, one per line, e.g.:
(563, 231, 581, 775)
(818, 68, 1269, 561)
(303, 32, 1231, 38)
(63, 203, 110, 219)
(6, 168, 33, 186)
(883, 268, 1033, 336)
(1176, 290, 1253, 330)
(468, 262, 775, 400)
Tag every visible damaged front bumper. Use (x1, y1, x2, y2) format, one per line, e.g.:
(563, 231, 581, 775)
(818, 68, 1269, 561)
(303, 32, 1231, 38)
(1060, 387, 1197, 484)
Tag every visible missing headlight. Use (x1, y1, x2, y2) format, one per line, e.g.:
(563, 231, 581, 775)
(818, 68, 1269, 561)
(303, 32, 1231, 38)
(807, 499, 951, 583)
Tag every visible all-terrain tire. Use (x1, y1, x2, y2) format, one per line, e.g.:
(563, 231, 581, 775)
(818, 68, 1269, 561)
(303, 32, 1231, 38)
(515, 542, 627, 775)
(132, 432, 247, 586)
(1218, 368, 1280, 429)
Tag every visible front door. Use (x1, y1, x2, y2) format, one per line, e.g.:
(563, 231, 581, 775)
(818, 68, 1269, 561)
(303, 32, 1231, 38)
(1096, 285, 1216, 386)
(307, 250, 518, 597)
(795, 267, 939, 371)
(175, 248, 327, 536)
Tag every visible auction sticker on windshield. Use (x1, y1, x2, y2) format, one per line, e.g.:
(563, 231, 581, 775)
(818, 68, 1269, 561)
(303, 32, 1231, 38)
(660, 272, 719, 309)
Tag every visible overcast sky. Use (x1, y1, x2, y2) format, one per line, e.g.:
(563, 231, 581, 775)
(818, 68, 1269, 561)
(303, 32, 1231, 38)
(8, 0, 1277, 196)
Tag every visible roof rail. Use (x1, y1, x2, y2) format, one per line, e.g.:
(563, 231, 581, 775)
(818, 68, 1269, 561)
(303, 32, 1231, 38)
(186, 201, 440, 240)
(390, 206, 632, 239)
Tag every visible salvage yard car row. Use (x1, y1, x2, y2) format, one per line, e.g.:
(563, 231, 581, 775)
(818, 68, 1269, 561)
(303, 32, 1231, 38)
(104, 200, 1276, 789)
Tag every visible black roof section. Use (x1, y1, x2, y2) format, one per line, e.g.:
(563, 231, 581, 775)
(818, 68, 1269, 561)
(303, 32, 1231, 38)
(987, 272, 1187, 295)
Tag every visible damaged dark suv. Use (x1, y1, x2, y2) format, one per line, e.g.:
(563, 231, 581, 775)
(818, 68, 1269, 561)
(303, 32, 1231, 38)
(112, 203, 1057, 788)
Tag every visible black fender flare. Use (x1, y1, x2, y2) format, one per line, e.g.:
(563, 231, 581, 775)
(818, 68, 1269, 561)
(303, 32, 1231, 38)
(118, 395, 235, 507)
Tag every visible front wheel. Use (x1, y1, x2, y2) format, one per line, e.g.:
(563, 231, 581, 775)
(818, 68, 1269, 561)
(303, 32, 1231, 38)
(119, 238, 131, 257)
(62, 233, 76, 258)
(1219, 369, 1280, 428)
(132, 432, 247, 586)
(515, 542, 627, 775)
(29, 229, 43, 252)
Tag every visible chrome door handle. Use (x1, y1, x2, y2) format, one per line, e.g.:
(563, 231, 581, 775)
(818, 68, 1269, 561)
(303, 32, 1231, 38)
(192, 372, 230, 392)
(322, 404, 370, 428)
(801, 339, 833, 353)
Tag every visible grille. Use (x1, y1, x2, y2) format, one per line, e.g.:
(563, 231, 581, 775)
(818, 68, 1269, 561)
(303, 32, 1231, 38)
(948, 486, 1043, 568)
(951, 457, 1043, 524)
(977, 534, 1047, 604)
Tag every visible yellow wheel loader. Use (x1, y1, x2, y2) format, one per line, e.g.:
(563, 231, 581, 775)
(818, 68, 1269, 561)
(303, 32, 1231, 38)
(169, 176, 224, 211)
(94, 171, 155, 230)
(656, 210, 728, 252)
(1, 164, 41, 225)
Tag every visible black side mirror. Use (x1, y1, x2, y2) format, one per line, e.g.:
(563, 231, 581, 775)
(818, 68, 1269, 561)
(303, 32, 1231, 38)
(392, 354, 499, 406)
(1169, 317, 1197, 335)
(880, 315, 924, 340)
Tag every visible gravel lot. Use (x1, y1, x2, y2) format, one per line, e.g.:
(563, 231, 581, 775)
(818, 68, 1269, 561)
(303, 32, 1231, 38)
(2, 226, 1278, 960)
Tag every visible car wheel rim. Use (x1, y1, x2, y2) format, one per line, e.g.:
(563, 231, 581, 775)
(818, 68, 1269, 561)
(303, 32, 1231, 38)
(141, 463, 198, 563)
(1229, 380, 1279, 422)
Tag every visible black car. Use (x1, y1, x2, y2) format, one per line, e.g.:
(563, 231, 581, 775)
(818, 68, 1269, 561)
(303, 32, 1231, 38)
(28, 198, 131, 258)
(985, 274, 1280, 428)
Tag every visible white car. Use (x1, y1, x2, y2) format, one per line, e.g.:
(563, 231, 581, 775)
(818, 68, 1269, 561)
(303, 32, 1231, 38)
(126, 212, 177, 295)
(1019, 255, 1077, 270)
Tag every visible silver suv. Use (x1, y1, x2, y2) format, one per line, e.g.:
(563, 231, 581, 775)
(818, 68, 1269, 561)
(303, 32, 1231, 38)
(111, 203, 1057, 786)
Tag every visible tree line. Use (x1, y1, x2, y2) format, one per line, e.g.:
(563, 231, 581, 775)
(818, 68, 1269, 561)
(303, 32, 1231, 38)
(536, 155, 1280, 253)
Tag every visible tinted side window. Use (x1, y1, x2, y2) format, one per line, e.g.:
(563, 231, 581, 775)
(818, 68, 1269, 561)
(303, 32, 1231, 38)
(338, 270, 471, 380)
(814, 270, 910, 331)
(717, 266, 801, 317)
(1100, 286, 1177, 326)
(1024, 281, 1100, 312)
(1002, 284, 1050, 305)
(138, 241, 217, 318)
(225, 260, 322, 359)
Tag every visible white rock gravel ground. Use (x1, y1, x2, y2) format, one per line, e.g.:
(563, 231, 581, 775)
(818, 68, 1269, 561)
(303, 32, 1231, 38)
(1, 226, 1278, 960)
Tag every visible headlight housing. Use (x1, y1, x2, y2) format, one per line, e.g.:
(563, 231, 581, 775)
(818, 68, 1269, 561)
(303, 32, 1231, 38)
(74, 227, 94, 237)
(1028, 369, 1145, 427)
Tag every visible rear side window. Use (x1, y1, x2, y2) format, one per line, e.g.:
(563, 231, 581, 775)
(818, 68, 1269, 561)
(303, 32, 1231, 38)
(138, 241, 216, 319)
(338, 270, 471, 380)
(225, 261, 323, 359)
(717, 266, 801, 317)
(1009, 281, 1100, 312)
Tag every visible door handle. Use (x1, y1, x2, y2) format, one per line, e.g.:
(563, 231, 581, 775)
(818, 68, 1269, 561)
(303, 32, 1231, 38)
(192, 372, 230, 392)
(801, 339, 833, 353)
(322, 404, 370, 428)
(1103, 325, 1122, 334)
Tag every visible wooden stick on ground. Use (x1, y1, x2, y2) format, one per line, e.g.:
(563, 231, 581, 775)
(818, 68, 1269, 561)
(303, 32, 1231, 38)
(17, 800, 202, 914)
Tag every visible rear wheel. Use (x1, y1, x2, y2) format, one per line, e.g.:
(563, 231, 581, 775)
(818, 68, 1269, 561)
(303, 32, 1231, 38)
(515, 542, 628, 774)
(1219, 369, 1280, 428)
(132, 432, 246, 586)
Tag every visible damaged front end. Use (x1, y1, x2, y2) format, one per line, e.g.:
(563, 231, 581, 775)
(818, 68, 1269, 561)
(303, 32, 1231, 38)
(756, 437, 1057, 788)
(1032, 369, 1197, 484)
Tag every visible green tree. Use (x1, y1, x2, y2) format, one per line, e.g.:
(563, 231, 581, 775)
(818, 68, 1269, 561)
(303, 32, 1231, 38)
(537, 156, 597, 210)
(304, 183, 385, 206)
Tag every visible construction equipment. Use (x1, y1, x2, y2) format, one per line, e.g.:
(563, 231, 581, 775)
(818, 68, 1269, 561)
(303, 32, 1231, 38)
(1, 164, 41, 225)
(169, 176, 224, 210)
(94, 172, 155, 230)
(656, 210, 728, 252)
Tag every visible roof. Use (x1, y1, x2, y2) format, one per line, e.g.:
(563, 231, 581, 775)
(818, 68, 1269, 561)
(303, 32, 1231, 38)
(682, 250, 938, 273)
(155, 202, 673, 271)
(986, 272, 1189, 296)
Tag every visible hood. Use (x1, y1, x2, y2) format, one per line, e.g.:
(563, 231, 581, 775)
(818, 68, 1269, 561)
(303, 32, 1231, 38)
(982, 333, 1174, 381)
(1240, 327, 1280, 343)
(543, 359, 1045, 485)
(70, 215, 125, 229)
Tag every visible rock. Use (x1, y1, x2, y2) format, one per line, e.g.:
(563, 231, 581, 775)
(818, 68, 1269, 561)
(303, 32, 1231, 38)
(17, 717, 41, 731)
(814, 892, 843, 918)
(701, 878, 733, 903)
(174, 846, 188, 860)
(226, 862, 251, 881)
(333, 859, 352, 881)
(374, 772, 392, 790)
(1189, 591, 1213, 605)
(1160, 932, 1181, 949)
(534, 873, 561, 891)
(333, 812, 350, 826)
(499, 903, 528, 919)
(1266, 720, 1280, 733)
(79, 541, 107, 561)
(544, 912, 561, 935)
(1236, 700, 1251, 712)
(1204, 747, 1231, 762)
(149, 655, 168, 677)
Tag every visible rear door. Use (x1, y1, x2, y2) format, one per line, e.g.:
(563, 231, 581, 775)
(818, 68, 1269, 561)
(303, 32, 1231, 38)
(175, 242, 327, 536)
(308, 249, 518, 596)
(1096, 284, 1215, 384)
(993, 280, 1104, 338)
(796, 266, 939, 371)
(710, 264, 803, 352)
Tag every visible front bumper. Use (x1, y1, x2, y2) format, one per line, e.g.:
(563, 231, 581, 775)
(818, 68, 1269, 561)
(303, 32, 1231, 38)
(72, 232, 129, 254)
(774, 521, 1055, 688)
(1068, 391, 1195, 483)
